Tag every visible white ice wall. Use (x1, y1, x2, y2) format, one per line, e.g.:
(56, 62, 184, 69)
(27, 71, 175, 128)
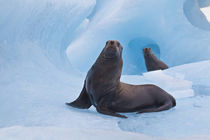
(0, 0, 96, 72)
(67, 0, 210, 74)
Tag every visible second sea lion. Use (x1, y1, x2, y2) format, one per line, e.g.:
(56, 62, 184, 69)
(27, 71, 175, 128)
(143, 48, 168, 71)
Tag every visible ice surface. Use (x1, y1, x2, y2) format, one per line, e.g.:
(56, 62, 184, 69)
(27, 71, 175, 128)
(1, 126, 210, 140)
(118, 95, 210, 137)
(0, 0, 210, 139)
(165, 60, 210, 96)
(122, 70, 194, 99)
(0, 126, 160, 140)
(119, 62, 210, 137)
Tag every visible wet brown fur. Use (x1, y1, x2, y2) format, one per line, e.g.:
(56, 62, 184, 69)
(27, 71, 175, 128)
(66, 41, 175, 118)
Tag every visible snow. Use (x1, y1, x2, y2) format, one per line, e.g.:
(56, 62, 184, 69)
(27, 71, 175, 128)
(1, 126, 210, 140)
(0, 0, 210, 139)
(201, 6, 210, 22)
(0, 126, 159, 140)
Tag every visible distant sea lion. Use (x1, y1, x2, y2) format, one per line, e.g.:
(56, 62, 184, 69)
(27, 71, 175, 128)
(66, 41, 176, 118)
(143, 48, 168, 71)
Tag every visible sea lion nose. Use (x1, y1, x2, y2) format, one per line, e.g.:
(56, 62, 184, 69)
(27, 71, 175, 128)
(109, 45, 115, 50)
(110, 41, 114, 45)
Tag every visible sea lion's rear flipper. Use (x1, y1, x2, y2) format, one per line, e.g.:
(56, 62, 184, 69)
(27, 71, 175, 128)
(137, 102, 173, 114)
(96, 98, 127, 118)
(159, 62, 169, 70)
(66, 82, 92, 109)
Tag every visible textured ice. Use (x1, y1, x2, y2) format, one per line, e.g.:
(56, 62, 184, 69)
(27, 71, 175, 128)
(119, 61, 210, 137)
(0, 0, 210, 139)
(166, 60, 210, 96)
(1, 126, 210, 140)
(184, 0, 210, 30)
(122, 70, 194, 99)
(67, 0, 210, 74)
(0, 126, 160, 140)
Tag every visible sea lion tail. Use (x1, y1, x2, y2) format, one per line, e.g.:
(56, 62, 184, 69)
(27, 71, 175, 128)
(66, 80, 92, 109)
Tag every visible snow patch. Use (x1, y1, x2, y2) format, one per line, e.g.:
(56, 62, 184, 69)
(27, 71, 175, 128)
(1, 126, 210, 140)
(200, 6, 210, 22)
(0, 126, 159, 140)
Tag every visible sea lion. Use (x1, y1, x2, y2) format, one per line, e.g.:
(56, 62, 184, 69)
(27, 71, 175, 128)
(66, 40, 176, 118)
(143, 48, 168, 71)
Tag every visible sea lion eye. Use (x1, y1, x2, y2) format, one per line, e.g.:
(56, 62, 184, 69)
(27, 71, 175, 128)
(106, 41, 108, 45)
(117, 42, 120, 47)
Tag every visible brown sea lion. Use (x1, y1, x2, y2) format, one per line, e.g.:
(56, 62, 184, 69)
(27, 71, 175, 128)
(143, 48, 168, 72)
(66, 40, 176, 118)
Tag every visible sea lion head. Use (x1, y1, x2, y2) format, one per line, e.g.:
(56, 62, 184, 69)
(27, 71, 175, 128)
(143, 48, 152, 57)
(103, 40, 123, 59)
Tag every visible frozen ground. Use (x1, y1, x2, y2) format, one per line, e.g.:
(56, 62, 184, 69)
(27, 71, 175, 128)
(0, 0, 210, 139)
(1, 60, 210, 139)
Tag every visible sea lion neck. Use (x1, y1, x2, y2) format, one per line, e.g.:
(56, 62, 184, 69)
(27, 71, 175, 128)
(95, 56, 122, 73)
(144, 52, 156, 60)
(90, 54, 123, 83)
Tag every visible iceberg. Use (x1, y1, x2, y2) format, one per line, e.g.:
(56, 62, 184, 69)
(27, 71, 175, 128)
(0, 0, 210, 139)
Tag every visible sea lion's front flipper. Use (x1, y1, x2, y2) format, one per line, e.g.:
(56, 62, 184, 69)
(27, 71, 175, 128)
(96, 97, 127, 118)
(66, 82, 92, 109)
